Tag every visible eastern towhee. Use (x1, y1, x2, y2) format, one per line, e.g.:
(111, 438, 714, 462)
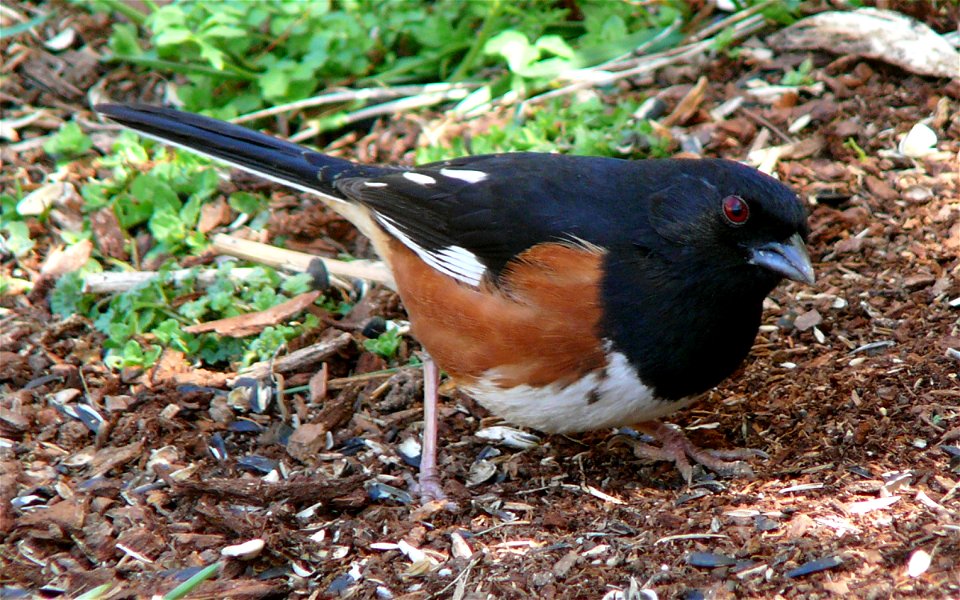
(96, 103, 814, 501)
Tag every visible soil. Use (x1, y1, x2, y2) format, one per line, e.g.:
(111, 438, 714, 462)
(2, 3, 958, 599)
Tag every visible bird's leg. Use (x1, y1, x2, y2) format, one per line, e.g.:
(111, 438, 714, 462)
(416, 354, 447, 502)
(628, 420, 765, 483)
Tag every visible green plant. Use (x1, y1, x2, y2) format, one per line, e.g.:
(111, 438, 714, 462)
(782, 57, 814, 86)
(0, 221, 34, 257)
(86, 0, 700, 116)
(364, 325, 403, 360)
(43, 121, 93, 160)
(417, 96, 670, 163)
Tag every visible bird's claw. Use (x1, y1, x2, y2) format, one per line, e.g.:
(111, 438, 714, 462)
(627, 421, 764, 483)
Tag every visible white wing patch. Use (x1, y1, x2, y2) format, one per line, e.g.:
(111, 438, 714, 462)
(439, 168, 488, 183)
(376, 215, 487, 287)
(363, 181, 388, 188)
(402, 172, 436, 185)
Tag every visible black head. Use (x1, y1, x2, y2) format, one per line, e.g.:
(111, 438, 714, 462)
(642, 159, 812, 288)
(602, 159, 813, 401)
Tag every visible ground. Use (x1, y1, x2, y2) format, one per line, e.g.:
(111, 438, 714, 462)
(1, 4, 959, 600)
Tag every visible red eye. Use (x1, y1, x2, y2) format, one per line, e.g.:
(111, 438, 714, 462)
(721, 195, 750, 225)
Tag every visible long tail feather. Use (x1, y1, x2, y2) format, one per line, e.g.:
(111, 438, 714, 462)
(95, 104, 391, 201)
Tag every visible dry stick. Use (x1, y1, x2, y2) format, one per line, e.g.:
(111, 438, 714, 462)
(210, 233, 392, 285)
(83, 267, 289, 294)
(685, 0, 775, 43)
(517, 15, 767, 112)
(288, 89, 471, 143)
(236, 331, 353, 382)
(232, 82, 479, 124)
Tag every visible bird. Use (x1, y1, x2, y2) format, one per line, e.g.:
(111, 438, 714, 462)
(95, 103, 814, 501)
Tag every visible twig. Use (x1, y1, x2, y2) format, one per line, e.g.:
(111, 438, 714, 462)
(738, 105, 795, 144)
(231, 82, 478, 124)
(211, 233, 392, 285)
(592, 16, 685, 71)
(685, 0, 775, 43)
(517, 14, 767, 113)
(289, 88, 471, 142)
(235, 331, 353, 382)
(429, 556, 482, 600)
(82, 266, 298, 294)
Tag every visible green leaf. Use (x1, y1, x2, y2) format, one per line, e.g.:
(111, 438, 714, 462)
(535, 35, 573, 59)
(484, 30, 538, 74)
(364, 326, 402, 360)
(149, 208, 187, 246)
(107, 22, 143, 57)
(154, 26, 192, 46)
(131, 173, 180, 213)
(280, 273, 314, 295)
(228, 191, 267, 215)
(43, 122, 93, 159)
(1, 221, 34, 257)
(50, 271, 88, 316)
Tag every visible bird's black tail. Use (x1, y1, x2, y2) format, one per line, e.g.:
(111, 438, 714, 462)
(95, 104, 393, 200)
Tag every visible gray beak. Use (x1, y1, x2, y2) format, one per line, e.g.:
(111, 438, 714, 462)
(748, 232, 815, 284)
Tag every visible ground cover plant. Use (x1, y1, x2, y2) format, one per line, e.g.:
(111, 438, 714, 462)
(1, 1, 958, 598)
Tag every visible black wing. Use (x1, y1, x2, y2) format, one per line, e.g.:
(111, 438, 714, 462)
(96, 104, 669, 286)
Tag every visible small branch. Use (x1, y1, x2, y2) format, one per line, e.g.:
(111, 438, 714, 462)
(685, 0, 774, 43)
(210, 234, 392, 285)
(518, 14, 767, 112)
(235, 331, 353, 382)
(289, 88, 471, 142)
(83, 267, 276, 294)
(232, 82, 478, 124)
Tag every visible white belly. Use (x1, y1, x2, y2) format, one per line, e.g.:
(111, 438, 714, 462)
(463, 351, 695, 434)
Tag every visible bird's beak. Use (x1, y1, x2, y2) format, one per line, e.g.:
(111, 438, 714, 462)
(748, 233, 815, 284)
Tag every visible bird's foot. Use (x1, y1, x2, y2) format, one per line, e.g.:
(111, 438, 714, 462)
(628, 421, 766, 483)
(415, 473, 447, 503)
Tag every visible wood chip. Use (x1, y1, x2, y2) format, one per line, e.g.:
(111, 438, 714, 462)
(552, 550, 580, 578)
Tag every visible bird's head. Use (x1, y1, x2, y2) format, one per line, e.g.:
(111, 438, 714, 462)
(645, 159, 814, 289)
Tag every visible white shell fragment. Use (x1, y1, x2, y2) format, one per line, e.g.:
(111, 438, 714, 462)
(906, 549, 932, 578)
(397, 437, 422, 464)
(465, 460, 497, 487)
(768, 8, 960, 78)
(898, 123, 938, 158)
(474, 426, 541, 449)
(45, 28, 76, 51)
(17, 182, 76, 216)
(221, 538, 265, 560)
(449, 532, 472, 559)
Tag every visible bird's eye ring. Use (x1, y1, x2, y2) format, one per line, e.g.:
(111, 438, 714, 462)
(721, 195, 750, 226)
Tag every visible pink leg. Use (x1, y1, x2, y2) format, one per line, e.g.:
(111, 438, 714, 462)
(630, 421, 765, 483)
(417, 355, 446, 502)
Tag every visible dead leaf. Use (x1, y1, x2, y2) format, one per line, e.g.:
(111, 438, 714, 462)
(40, 239, 92, 278)
(184, 290, 321, 337)
(286, 423, 328, 462)
(768, 8, 959, 78)
(662, 76, 709, 127)
(198, 197, 233, 234)
(148, 349, 229, 388)
(794, 309, 822, 331)
(90, 207, 128, 260)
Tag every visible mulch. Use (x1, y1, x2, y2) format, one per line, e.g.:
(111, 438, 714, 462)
(1, 3, 958, 599)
